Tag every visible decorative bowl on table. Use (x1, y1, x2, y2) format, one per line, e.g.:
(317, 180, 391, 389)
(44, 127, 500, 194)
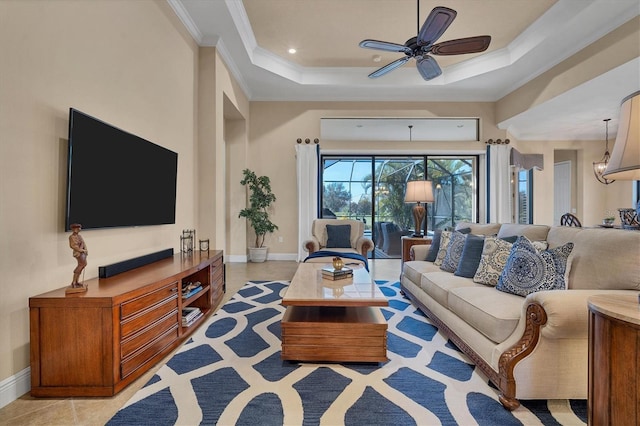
(602, 217, 615, 227)
(332, 257, 344, 270)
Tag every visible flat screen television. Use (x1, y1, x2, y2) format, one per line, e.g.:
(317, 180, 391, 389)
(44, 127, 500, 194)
(65, 108, 178, 231)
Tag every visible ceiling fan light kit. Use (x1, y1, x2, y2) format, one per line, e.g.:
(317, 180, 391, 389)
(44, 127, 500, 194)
(359, 4, 491, 81)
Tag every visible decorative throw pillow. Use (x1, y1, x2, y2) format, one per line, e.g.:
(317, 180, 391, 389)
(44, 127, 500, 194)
(434, 231, 452, 266)
(454, 234, 486, 278)
(424, 229, 442, 262)
(496, 236, 574, 297)
(457, 227, 472, 235)
(440, 231, 468, 272)
(473, 236, 514, 286)
(500, 235, 518, 244)
(326, 224, 352, 248)
(500, 235, 548, 250)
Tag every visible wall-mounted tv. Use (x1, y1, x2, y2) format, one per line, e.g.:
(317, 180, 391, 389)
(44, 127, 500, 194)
(65, 108, 178, 231)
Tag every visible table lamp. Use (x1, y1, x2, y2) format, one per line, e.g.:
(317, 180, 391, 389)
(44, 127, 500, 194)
(405, 180, 435, 237)
(603, 91, 640, 181)
(603, 91, 640, 224)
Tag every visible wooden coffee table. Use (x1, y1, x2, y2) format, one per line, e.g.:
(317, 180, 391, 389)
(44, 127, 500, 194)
(281, 262, 388, 362)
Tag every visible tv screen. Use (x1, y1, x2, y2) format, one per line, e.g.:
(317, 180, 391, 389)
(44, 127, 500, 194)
(65, 108, 178, 231)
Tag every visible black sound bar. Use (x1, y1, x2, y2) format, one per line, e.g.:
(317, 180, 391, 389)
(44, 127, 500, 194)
(99, 248, 174, 278)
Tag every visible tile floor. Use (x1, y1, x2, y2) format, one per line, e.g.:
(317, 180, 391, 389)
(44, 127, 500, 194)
(0, 259, 401, 425)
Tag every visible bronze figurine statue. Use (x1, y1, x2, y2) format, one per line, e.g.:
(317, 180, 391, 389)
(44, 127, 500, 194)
(69, 223, 88, 288)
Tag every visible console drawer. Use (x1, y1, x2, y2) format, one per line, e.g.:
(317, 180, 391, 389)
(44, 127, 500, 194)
(120, 310, 179, 360)
(121, 294, 178, 339)
(120, 325, 178, 379)
(121, 281, 179, 320)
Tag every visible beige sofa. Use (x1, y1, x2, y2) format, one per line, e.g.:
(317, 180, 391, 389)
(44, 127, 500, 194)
(400, 222, 640, 410)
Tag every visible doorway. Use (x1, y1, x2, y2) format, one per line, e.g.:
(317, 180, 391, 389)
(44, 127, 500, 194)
(554, 161, 572, 225)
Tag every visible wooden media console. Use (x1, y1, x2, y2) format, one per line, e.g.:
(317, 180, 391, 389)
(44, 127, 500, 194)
(29, 250, 224, 397)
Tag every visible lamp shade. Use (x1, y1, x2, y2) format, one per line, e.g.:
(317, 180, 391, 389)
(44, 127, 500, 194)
(603, 91, 640, 180)
(405, 180, 434, 203)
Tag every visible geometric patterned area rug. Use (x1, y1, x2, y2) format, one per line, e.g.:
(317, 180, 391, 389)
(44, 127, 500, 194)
(107, 280, 587, 426)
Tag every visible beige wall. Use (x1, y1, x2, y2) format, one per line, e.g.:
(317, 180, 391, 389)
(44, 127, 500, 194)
(246, 101, 501, 256)
(246, 101, 636, 256)
(197, 48, 249, 254)
(0, 0, 199, 389)
(512, 139, 634, 226)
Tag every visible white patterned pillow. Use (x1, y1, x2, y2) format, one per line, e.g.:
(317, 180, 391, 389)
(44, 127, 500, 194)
(496, 236, 574, 297)
(473, 236, 513, 286)
(434, 231, 451, 266)
(440, 231, 468, 272)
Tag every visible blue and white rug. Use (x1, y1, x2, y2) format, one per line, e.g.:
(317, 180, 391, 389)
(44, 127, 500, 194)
(108, 280, 587, 426)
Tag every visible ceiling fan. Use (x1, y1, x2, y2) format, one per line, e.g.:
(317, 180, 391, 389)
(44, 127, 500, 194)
(359, 3, 491, 81)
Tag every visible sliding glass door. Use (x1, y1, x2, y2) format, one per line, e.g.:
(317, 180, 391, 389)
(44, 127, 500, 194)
(427, 157, 477, 230)
(321, 155, 478, 259)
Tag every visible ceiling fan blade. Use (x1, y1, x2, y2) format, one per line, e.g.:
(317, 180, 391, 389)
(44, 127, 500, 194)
(430, 36, 491, 55)
(368, 56, 411, 78)
(359, 39, 413, 54)
(417, 6, 457, 48)
(416, 55, 442, 81)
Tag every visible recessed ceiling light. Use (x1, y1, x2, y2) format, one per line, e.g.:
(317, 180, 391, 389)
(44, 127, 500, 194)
(373, 55, 382, 63)
(288, 48, 297, 54)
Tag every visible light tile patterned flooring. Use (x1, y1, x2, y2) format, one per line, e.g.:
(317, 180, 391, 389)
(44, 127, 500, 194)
(0, 259, 401, 425)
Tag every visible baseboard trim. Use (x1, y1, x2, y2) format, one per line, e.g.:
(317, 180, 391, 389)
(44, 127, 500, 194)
(267, 253, 298, 261)
(0, 367, 30, 409)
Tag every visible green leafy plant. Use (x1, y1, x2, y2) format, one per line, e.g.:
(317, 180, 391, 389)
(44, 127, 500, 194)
(239, 169, 278, 248)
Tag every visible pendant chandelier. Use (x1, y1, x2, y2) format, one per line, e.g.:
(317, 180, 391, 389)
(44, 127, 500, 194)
(593, 118, 615, 185)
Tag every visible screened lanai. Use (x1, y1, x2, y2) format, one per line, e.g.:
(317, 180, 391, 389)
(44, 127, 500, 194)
(321, 155, 477, 259)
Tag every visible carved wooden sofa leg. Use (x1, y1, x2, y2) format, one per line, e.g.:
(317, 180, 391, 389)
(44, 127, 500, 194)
(498, 302, 548, 411)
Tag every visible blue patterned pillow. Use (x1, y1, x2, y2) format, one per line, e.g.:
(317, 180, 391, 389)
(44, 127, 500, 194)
(440, 231, 468, 272)
(473, 236, 513, 286)
(496, 236, 574, 297)
(434, 231, 451, 266)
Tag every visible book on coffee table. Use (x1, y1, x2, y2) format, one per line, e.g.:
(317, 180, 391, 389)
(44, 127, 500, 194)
(321, 266, 353, 280)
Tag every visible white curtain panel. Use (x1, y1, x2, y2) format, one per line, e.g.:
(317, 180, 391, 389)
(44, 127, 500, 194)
(488, 144, 513, 224)
(296, 144, 319, 261)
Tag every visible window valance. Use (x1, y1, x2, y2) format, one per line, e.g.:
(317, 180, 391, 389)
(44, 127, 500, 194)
(510, 149, 543, 170)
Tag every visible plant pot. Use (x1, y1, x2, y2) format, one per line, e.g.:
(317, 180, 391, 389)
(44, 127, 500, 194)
(248, 247, 268, 263)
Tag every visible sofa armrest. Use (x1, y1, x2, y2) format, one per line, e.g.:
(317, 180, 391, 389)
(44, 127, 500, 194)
(495, 288, 640, 409)
(303, 238, 320, 254)
(525, 289, 640, 339)
(355, 237, 375, 257)
(410, 244, 432, 261)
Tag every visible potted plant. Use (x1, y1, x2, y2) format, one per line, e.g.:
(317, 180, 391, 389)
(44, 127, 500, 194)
(239, 169, 278, 262)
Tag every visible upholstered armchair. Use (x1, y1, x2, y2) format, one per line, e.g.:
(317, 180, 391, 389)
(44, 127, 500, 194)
(303, 219, 374, 257)
(381, 222, 413, 256)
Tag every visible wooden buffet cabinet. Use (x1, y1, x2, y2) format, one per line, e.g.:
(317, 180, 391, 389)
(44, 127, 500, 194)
(29, 250, 224, 397)
(588, 294, 640, 426)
